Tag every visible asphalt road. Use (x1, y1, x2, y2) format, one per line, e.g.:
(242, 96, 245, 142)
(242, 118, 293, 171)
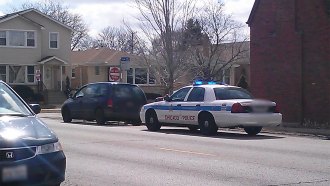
(39, 113, 330, 186)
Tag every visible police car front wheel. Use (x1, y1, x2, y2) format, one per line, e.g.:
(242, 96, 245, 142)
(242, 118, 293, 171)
(146, 111, 161, 131)
(198, 114, 218, 136)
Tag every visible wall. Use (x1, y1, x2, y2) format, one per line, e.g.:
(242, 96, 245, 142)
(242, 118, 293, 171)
(249, 0, 329, 124)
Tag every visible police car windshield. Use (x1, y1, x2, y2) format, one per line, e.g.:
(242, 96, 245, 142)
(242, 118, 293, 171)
(214, 87, 253, 100)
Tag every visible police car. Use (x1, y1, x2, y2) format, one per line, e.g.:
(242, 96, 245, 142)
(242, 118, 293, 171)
(140, 81, 282, 136)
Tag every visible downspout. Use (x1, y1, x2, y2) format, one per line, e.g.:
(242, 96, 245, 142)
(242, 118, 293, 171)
(295, 0, 305, 125)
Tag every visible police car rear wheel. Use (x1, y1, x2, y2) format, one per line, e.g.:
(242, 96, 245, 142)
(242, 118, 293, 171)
(244, 126, 262, 135)
(199, 115, 218, 136)
(146, 111, 161, 131)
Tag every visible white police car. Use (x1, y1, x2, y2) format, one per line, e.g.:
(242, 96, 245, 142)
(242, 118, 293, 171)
(140, 81, 282, 135)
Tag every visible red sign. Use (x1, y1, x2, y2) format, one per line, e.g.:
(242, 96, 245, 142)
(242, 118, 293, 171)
(109, 67, 121, 81)
(35, 70, 41, 81)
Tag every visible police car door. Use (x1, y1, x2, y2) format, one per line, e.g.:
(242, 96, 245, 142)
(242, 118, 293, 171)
(163, 87, 191, 124)
(181, 87, 205, 125)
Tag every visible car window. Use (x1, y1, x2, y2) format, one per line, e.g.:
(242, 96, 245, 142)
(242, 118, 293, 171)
(214, 87, 253, 100)
(187, 87, 205, 102)
(170, 87, 191, 102)
(75, 86, 88, 98)
(0, 83, 32, 116)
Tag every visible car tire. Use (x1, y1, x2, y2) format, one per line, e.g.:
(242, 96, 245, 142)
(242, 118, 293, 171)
(188, 126, 199, 131)
(198, 114, 218, 136)
(145, 111, 161, 131)
(244, 126, 262, 135)
(62, 107, 72, 123)
(95, 108, 106, 125)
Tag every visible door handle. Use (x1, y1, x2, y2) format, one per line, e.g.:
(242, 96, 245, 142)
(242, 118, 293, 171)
(177, 104, 181, 106)
(196, 104, 201, 106)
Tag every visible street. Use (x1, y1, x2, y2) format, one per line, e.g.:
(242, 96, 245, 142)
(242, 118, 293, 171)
(39, 113, 330, 186)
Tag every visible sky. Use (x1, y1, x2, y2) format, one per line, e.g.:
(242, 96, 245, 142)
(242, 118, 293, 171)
(0, 0, 255, 37)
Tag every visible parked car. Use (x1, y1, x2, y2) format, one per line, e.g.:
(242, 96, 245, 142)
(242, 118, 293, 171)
(0, 81, 66, 185)
(61, 82, 147, 125)
(140, 81, 282, 136)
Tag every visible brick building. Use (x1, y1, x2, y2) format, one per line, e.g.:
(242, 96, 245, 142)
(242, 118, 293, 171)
(247, 0, 330, 125)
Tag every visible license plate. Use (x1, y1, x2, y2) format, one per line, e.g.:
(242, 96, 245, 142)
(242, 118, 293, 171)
(253, 106, 268, 113)
(2, 165, 27, 182)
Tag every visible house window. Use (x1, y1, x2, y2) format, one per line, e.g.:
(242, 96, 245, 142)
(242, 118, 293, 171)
(127, 68, 133, 84)
(9, 66, 25, 83)
(27, 66, 35, 83)
(0, 66, 6, 81)
(149, 72, 156, 84)
(72, 68, 76, 78)
(135, 68, 148, 84)
(126, 68, 156, 85)
(62, 66, 66, 74)
(0, 31, 6, 46)
(95, 66, 100, 75)
(9, 31, 25, 47)
(27, 31, 35, 47)
(50, 32, 58, 49)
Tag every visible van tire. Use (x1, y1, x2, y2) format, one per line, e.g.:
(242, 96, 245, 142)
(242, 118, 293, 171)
(95, 108, 106, 125)
(62, 107, 72, 123)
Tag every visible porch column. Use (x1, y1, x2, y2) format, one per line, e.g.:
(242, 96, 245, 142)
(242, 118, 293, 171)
(42, 65, 45, 83)
(60, 65, 63, 91)
(80, 67, 82, 87)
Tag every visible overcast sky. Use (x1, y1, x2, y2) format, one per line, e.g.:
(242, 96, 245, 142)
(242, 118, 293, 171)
(0, 0, 255, 37)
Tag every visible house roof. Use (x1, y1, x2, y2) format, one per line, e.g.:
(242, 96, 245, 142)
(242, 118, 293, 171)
(0, 8, 73, 31)
(70, 48, 144, 66)
(246, 0, 261, 26)
(38, 56, 68, 65)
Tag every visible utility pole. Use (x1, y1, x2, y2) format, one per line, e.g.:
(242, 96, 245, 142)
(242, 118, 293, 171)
(131, 32, 134, 54)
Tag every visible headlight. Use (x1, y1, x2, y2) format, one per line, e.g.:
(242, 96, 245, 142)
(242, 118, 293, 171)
(36, 142, 63, 155)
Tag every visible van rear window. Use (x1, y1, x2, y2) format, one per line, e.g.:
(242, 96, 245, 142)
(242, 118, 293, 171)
(114, 85, 146, 102)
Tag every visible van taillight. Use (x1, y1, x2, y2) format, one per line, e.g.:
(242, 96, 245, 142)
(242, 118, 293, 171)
(231, 103, 245, 113)
(107, 99, 113, 108)
(274, 104, 280, 113)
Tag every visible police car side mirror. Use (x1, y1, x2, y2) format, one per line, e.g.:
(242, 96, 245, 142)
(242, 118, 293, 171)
(164, 94, 170, 102)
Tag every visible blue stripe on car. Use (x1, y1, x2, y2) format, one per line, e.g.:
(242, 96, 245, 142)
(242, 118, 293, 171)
(144, 105, 232, 111)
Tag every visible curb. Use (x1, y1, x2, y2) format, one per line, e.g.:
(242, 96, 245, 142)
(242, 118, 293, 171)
(263, 126, 330, 138)
(41, 109, 61, 113)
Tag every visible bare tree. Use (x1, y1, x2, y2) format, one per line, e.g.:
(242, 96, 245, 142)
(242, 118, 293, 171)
(134, 0, 196, 93)
(95, 26, 138, 53)
(20, 0, 88, 50)
(186, 1, 249, 81)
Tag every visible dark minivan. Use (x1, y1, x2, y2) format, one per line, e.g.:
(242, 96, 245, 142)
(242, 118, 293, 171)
(61, 82, 147, 125)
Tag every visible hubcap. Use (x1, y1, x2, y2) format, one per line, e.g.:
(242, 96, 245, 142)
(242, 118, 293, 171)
(204, 120, 209, 128)
(149, 117, 154, 124)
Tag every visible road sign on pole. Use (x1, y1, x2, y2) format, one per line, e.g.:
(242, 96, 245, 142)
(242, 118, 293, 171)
(120, 57, 130, 71)
(35, 70, 41, 82)
(109, 67, 121, 82)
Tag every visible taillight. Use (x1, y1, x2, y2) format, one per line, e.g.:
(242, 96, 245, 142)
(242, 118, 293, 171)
(107, 99, 113, 108)
(231, 103, 245, 113)
(274, 104, 280, 113)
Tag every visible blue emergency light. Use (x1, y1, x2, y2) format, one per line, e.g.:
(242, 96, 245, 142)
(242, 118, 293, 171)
(193, 80, 227, 86)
